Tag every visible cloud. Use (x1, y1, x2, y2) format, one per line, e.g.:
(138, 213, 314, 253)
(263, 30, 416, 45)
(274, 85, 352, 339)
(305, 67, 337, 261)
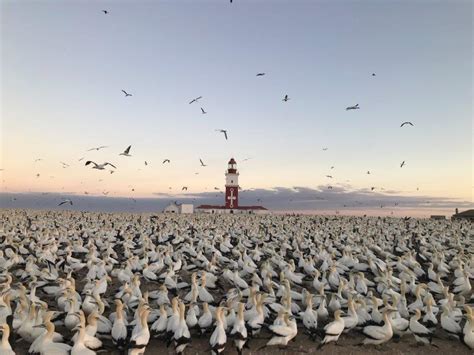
(0, 185, 471, 214)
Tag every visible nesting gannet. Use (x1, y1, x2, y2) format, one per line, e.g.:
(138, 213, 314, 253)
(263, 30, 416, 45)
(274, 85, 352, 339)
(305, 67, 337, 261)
(210, 306, 227, 354)
(362, 309, 396, 345)
(409, 309, 436, 346)
(230, 303, 247, 354)
(0, 324, 15, 355)
(173, 302, 191, 354)
(318, 309, 344, 348)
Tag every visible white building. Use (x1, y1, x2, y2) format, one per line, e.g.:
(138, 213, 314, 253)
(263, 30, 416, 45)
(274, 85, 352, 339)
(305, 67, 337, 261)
(163, 202, 194, 214)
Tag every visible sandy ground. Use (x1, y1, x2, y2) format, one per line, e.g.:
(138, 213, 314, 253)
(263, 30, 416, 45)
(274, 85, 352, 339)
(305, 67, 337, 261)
(11, 327, 472, 354)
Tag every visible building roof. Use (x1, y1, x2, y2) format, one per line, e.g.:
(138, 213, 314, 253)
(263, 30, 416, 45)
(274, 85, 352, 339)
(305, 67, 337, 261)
(452, 209, 474, 218)
(228, 158, 236, 164)
(196, 204, 267, 210)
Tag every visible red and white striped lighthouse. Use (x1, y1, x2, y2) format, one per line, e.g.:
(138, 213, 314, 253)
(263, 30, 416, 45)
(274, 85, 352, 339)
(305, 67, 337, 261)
(225, 158, 239, 209)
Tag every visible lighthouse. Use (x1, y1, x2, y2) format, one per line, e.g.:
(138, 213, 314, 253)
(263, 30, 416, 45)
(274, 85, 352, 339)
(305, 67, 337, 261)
(195, 158, 268, 214)
(225, 158, 239, 208)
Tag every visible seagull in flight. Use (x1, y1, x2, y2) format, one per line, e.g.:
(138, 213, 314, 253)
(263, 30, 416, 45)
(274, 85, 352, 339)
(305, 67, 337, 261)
(85, 161, 117, 170)
(215, 129, 228, 140)
(326, 175, 333, 178)
(322, 147, 328, 151)
(58, 199, 73, 206)
(201, 107, 207, 114)
(400, 121, 414, 127)
(102, 191, 109, 196)
(87, 146, 108, 151)
(121, 90, 132, 97)
(144, 161, 148, 166)
(60, 162, 70, 168)
(189, 96, 202, 104)
(400, 161, 406, 168)
(372, 73, 376, 76)
(102, 10, 108, 14)
(256, 73, 265, 76)
(119, 145, 132, 156)
(34, 158, 43, 162)
(282, 94, 290, 102)
(346, 104, 360, 110)
(214, 187, 220, 190)
(200, 159, 207, 167)
(367, 171, 371, 174)
(182, 186, 188, 191)
(371, 186, 376, 191)
(163, 159, 170, 164)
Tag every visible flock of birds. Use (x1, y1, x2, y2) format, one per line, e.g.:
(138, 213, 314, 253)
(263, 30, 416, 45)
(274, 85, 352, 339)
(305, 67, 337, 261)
(0, 211, 472, 355)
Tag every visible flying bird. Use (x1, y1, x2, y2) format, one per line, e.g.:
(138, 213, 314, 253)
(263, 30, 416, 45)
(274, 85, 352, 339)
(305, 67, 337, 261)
(256, 73, 265, 76)
(367, 171, 371, 174)
(182, 187, 188, 191)
(346, 104, 360, 111)
(200, 159, 207, 167)
(36, 173, 40, 178)
(119, 145, 132, 156)
(85, 161, 117, 170)
(214, 187, 220, 190)
(371, 187, 376, 191)
(121, 90, 132, 97)
(201, 107, 207, 114)
(34, 158, 43, 162)
(60, 162, 70, 168)
(322, 147, 328, 151)
(400, 161, 406, 168)
(400, 122, 414, 127)
(102, 191, 109, 196)
(58, 199, 73, 206)
(102, 10, 108, 14)
(216, 129, 228, 140)
(189, 96, 202, 104)
(326, 175, 333, 179)
(372, 73, 376, 76)
(87, 146, 108, 151)
(145, 161, 148, 166)
(282, 94, 290, 102)
(163, 159, 171, 164)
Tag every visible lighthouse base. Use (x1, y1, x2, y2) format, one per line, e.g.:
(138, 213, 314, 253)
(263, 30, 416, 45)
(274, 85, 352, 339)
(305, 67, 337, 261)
(195, 205, 268, 215)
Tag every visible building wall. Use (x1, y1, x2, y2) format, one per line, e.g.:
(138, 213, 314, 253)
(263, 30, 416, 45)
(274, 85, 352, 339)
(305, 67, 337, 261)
(163, 204, 180, 213)
(180, 204, 194, 214)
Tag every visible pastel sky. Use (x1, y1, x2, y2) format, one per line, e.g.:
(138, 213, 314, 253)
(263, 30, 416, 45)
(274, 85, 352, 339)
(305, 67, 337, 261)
(1, 0, 472, 213)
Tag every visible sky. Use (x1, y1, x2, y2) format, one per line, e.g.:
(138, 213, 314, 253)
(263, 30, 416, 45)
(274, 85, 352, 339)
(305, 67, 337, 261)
(1, 0, 472, 215)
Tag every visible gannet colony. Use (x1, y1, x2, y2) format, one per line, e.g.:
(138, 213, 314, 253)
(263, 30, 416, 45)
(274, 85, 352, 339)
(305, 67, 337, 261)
(0, 209, 472, 354)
